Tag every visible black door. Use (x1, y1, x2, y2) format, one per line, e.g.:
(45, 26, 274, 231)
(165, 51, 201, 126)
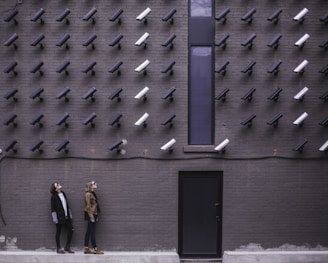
(178, 171, 223, 258)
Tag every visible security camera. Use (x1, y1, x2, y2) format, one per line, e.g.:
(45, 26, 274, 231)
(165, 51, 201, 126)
(320, 91, 328, 102)
(56, 140, 70, 153)
(83, 7, 97, 23)
(319, 63, 328, 75)
(241, 7, 256, 23)
(83, 34, 97, 49)
(319, 140, 328, 152)
(4, 139, 17, 153)
(31, 8, 45, 24)
(293, 8, 308, 23)
(135, 113, 149, 127)
(4, 88, 18, 101)
(3, 61, 18, 75)
(267, 8, 282, 24)
(215, 34, 230, 49)
(134, 87, 149, 101)
(214, 139, 230, 152)
(162, 61, 176, 75)
(30, 113, 44, 127)
(109, 139, 127, 154)
(109, 34, 123, 49)
(83, 112, 97, 127)
(109, 113, 123, 127)
(240, 114, 256, 127)
(215, 61, 229, 75)
(31, 34, 45, 49)
(136, 7, 151, 23)
(82, 87, 97, 101)
(267, 33, 282, 49)
(319, 116, 328, 127)
(56, 87, 70, 101)
(3, 113, 17, 127)
(293, 138, 308, 152)
(56, 34, 70, 49)
(135, 32, 149, 48)
(30, 88, 44, 101)
(294, 33, 310, 48)
(109, 88, 123, 101)
(30, 140, 44, 153)
(4, 9, 18, 24)
(162, 87, 176, 101)
(267, 88, 283, 102)
(56, 8, 70, 24)
(267, 60, 282, 75)
(162, 8, 176, 23)
(293, 59, 308, 75)
(56, 112, 69, 127)
(160, 138, 176, 152)
(319, 38, 328, 49)
(241, 88, 256, 102)
(293, 87, 309, 101)
(30, 61, 44, 75)
(109, 8, 123, 24)
(293, 112, 308, 126)
(267, 113, 283, 127)
(4, 33, 19, 48)
(162, 34, 176, 49)
(216, 88, 229, 102)
(241, 61, 256, 75)
(161, 113, 176, 127)
(215, 8, 230, 23)
(320, 12, 328, 23)
(241, 33, 256, 49)
(83, 61, 97, 75)
(56, 61, 70, 75)
(108, 61, 123, 75)
(135, 59, 150, 74)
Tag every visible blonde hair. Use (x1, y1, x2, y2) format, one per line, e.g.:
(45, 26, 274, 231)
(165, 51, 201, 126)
(85, 181, 96, 192)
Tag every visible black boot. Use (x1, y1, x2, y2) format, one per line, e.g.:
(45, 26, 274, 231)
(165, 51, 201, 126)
(64, 245, 74, 253)
(57, 248, 65, 254)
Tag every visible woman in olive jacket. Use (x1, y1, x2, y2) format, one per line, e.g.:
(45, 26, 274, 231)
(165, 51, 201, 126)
(83, 181, 104, 254)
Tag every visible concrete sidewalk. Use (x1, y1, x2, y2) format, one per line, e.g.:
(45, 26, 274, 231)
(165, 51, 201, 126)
(0, 250, 180, 263)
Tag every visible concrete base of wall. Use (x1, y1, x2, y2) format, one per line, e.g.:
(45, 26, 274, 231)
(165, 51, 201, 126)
(0, 251, 180, 263)
(223, 251, 328, 263)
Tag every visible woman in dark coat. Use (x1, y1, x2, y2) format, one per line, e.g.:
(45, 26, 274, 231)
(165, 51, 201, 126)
(50, 183, 74, 254)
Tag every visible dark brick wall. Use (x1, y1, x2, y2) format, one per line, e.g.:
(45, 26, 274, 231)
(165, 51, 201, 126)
(0, 0, 327, 253)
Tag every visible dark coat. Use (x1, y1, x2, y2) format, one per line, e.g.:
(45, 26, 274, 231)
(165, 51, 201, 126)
(51, 191, 72, 224)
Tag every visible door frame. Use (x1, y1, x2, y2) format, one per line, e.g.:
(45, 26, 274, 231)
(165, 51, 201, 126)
(178, 171, 223, 258)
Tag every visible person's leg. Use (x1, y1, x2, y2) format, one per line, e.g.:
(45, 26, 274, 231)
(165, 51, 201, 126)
(64, 219, 74, 253)
(56, 224, 65, 254)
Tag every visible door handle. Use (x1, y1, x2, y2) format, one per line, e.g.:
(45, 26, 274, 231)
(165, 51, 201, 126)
(215, 203, 220, 207)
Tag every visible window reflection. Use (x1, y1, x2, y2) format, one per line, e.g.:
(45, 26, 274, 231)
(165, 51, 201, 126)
(190, 0, 212, 17)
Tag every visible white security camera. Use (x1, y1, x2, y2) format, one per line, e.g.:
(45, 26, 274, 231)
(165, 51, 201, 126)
(293, 112, 308, 126)
(135, 32, 149, 46)
(136, 7, 151, 22)
(135, 113, 149, 126)
(319, 140, 328, 152)
(134, 87, 149, 100)
(160, 138, 176, 151)
(293, 8, 308, 22)
(135, 59, 150, 73)
(294, 33, 310, 47)
(293, 59, 308, 74)
(214, 139, 230, 152)
(293, 87, 309, 101)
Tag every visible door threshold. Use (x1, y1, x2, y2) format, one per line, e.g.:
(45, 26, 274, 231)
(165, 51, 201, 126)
(180, 258, 222, 262)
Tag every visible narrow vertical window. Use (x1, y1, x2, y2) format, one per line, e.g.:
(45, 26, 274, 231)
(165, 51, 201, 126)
(190, 0, 212, 17)
(189, 47, 213, 145)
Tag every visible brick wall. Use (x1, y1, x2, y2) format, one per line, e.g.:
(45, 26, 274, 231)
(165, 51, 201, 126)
(0, 0, 327, 253)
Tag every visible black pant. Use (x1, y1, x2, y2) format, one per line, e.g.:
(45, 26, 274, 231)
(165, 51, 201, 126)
(84, 214, 97, 248)
(55, 219, 74, 249)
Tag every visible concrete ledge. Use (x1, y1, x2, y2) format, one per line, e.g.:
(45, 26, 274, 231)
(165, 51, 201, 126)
(223, 250, 328, 263)
(0, 251, 180, 263)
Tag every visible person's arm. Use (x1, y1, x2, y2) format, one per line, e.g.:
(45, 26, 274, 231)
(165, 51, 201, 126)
(51, 195, 58, 224)
(85, 193, 95, 222)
